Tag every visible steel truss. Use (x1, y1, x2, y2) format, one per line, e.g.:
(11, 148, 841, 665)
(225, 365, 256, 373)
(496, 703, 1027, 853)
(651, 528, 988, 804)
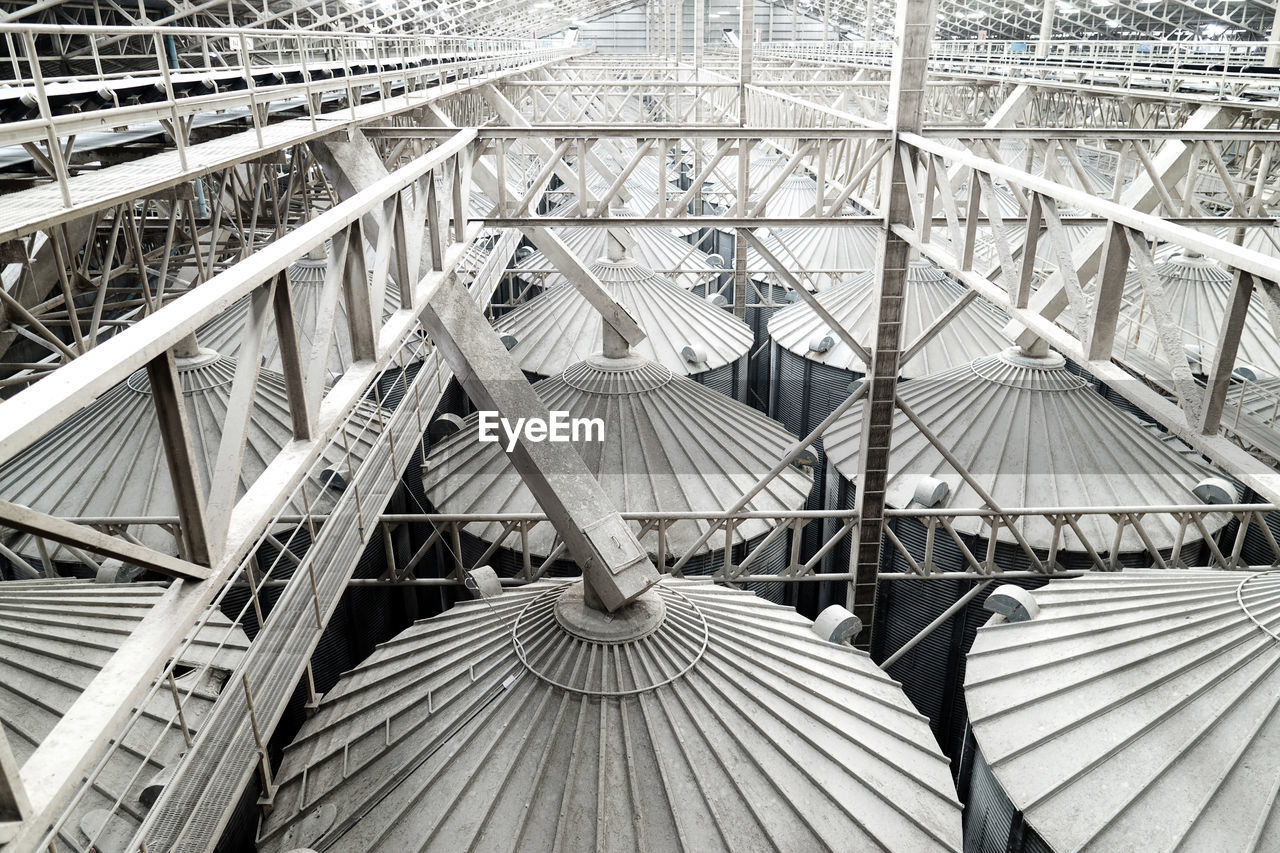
(1, 15, 1280, 853)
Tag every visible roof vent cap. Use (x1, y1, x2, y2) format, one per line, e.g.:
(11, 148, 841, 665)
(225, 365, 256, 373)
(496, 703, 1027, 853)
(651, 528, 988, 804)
(499, 333, 519, 351)
(704, 292, 729, 308)
(319, 468, 348, 492)
(791, 445, 821, 473)
(1192, 477, 1235, 505)
(465, 566, 503, 599)
(430, 412, 467, 440)
(984, 585, 1040, 623)
(1232, 364, 1258, 383)
(808, 331, 836, 353)
(812, 605, 862, 644)
(912, 475, 950, 508)
(139, 763, 178, 807)
(681, 342, 708, 364)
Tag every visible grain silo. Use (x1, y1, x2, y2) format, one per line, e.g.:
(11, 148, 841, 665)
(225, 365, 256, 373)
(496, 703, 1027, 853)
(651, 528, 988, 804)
(198, 245, 403, 384)
(822, 344, 1233, 764)
(964, 570, 1280, 853)
(256, 578, 964, 852)
(726, 223, 883, 408)
(0, 338, 383, 579)
(752, 172, 822, 217)
(422, 352, 812, 601)
(492, 236, 753, 398)
(1117, 251, 1280, 380)
(513, 223, 723, 291)
(767, 259, 1012, 561)
(0, 579, 250, 852)
(197, 245, 425, 410)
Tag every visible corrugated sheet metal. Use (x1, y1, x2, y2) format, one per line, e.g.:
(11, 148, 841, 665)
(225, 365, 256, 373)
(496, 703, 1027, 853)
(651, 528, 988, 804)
(767, 260, 1012, 378)
(825, 346, 1230, 551)
(493, 255, 752, 381)
(0, 580, 248, 853)
(257, 578, 963, 852)
(0, 348, 383, 565)
(744, 225, 881, 291)
(422, 353, 812, 562)
(963, 746, 1054, 853)
(1118, 252, 1280, 379)
(965, 570, 1280, 852)
(513, 224, 722, 291)
(198, 252, 410, 383)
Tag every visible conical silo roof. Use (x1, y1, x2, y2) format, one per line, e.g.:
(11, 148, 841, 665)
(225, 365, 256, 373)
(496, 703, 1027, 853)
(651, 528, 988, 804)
(767, 260, 1012, 378)
(198, 252, 405, 381)
(1241, 224, 1280, 258)
(0, 347, 383, 563)
(493, 256, 752, 378)
(570, 173, 700, 237)
(824, 346, 1227, 551)
(965, 569, 1280, 852)
(0, 578, 248, 852)
(701, 151, 786, 200)
(256, 578, 964, 853)
(422, 353, 811, 559)
(750, 173, 855, 219)
(744, 225, 881, 290)
(513, 225, 722, 290)
(1118, 252, 1280, 379)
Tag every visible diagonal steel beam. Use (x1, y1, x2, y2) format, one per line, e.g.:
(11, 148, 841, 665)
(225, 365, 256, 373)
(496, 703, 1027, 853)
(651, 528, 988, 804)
(420, 273, 658, 612)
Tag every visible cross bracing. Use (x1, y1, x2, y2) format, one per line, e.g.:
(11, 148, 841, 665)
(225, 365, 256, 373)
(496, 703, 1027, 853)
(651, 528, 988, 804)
(0, 1, 1279, 851)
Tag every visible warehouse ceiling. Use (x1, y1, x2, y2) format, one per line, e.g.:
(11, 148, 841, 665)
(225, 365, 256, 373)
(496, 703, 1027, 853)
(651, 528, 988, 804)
(1, 0, 1275, 42)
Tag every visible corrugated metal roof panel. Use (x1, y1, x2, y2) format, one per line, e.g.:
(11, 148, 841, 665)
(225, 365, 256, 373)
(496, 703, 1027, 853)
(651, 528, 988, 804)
(0, 349, 383, 562)
(744, 225, 882, 291)
(824, 346, 1227, 550)
(0, 579, 248, 852)
(423, 353, 811, 558)
(494, 255, 752, 377)
(1119, 252, 1280, 380)
(258, 578, 963, 853)
(514, 224, 722, 290)
(767, 260, 1012, 378)
(966, 569, 1280, 852)
(198, 253, 405, 381)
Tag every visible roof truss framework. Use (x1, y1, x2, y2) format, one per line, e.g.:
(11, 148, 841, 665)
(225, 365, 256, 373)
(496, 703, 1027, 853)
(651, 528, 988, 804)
(2, 11, 1280, 852)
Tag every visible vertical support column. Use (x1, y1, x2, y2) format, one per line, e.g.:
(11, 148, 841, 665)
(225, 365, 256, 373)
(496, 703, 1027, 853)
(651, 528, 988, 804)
(851, 0, 940, 647)
(739, 0, 754, 127)
(1084, 222, 1130, 361)
(1201, 270, 1256, 434)
(1268, 5, 1280, 67)
(1036, 0, 1055, 58)
(694, 0, 704, 71)
(340, 221, 377, 363)
(675, 0, 684, 62)
(271, 271, 314, 440)
(146, 348, 213, 565)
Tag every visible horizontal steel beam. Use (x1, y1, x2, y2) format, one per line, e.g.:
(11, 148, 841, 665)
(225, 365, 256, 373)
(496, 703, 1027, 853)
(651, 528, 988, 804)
(904, 133, 1280, 286)
(895, 223, 1280, 507)
(363, 125, 895, 138)
(0, 129, 475, 470)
